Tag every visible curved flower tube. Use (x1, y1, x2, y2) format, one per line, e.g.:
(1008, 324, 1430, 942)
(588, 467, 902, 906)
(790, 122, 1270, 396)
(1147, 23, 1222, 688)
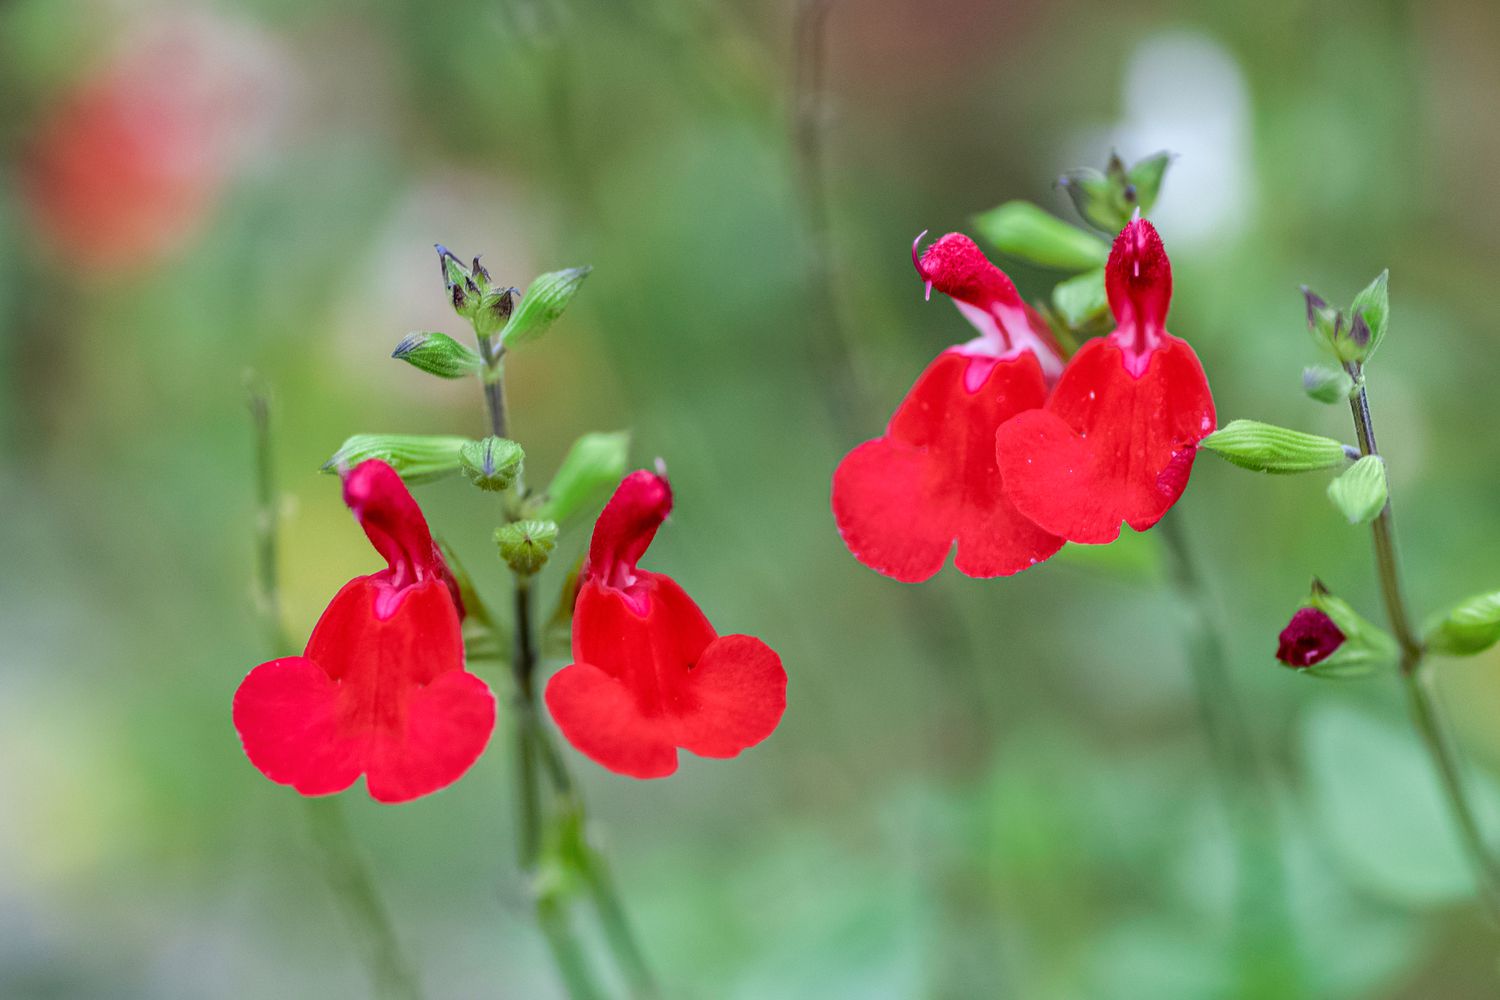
(830, 233, 1064, 581)
(545, 470, 787, 779)
(995, 218, 1216, 544)
(233, 460, 495, 804)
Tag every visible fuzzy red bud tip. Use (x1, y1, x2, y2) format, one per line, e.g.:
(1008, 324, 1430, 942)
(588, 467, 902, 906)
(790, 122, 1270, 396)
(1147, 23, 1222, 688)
(1276, 607, 1346, 668)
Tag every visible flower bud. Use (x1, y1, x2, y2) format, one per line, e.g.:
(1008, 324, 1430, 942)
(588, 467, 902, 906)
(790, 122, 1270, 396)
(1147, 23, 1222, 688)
(500, 266, 591, 348)
(1302, 364, 1354, 404)
(1424, 590, 1500, 657)
(495, 519, 558, 576)
(474, 286, 519, 339)
(460, 436, 524, 492)
(970, 201, 1108, 271)
(1326, 454, 1387, 524)
(537, 430, 630, 524)
(1199, 419, 1350, 474)
(436, 244, 481, 320)
(391, 331, 482, 379)
(1058, 151, 1174, 233)
(322, 434, 471, 484)
(1277, 580, 1397, 678)
(1348, 270, 1389, 361)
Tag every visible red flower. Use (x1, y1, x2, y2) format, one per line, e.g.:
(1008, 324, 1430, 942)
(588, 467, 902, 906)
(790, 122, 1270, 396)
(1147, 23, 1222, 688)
(544, 470, 787, 779)
(830, 233, 1064, 582)
(233, 460, 496, 803)
(1276, 607, 1347, 668)
(995, 218, 1215, 544)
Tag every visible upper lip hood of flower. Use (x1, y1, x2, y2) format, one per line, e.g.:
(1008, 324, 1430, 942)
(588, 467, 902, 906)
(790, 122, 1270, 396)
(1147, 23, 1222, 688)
(1105, 216, 1172, 362)
(586, 469, 673, 594)
(341, 459, 462, 618)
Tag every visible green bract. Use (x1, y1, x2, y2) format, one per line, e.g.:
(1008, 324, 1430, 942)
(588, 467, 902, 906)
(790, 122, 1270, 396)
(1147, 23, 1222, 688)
(1302, 364, 1355, 404)
(500, 267, 591, 348)
(971, 201, 1108, 271)
(1051, 268, 1108, 328)
(496, 519, 559, 576)
(538, 431, 630, 524)
(391, 332, 482, 379)
(1327, 455, 1388, 524)
(1199, 419, 1350, 474)
(1424, 591, 1500, 657)
(460, 436, 525, 492)
(321, 433, 471, 483)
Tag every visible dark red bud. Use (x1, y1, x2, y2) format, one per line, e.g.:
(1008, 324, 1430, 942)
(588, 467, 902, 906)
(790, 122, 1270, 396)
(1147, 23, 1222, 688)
(1276, 607, 1346, 668)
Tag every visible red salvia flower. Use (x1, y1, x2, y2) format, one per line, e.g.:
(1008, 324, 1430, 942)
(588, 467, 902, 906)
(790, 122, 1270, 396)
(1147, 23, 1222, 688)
(544, 470, 787, 779)
(233, 460, 496, 803)
(1276, 607, 1347, 668)
(830, 233, 1065, 582)
(995, 218, 1215, 544)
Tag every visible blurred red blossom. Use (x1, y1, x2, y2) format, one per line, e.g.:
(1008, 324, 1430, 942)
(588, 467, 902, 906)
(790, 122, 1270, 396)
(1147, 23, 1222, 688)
(1276, 607, 1347, 668)
(233, 460, 495, 804)
(545, 470, 787, 779)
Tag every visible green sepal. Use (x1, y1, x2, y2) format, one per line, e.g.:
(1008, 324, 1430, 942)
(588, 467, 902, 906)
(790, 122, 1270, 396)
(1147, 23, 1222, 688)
(321, 433, 470, 483)
(1349, 270, 1389, 362)
(971, 201, 1108, 271)
(1199, 419, 1351, 474)
(1302, 364, 1355, 404)
(473, 286, 518, 339)
(1051, 268, 1108, 328)
(391, 331, 483, 379)
(495, 519, 559, 576)
(499, 267, 591, 348)
(1303, 580, 1398, 678)
(1424, 591, 1500, 657)
(460, 436, 524, 492)
(1125, 151, 1173, 215)
(1326, 455, 1387, 524)
(537, 431, 630, 525)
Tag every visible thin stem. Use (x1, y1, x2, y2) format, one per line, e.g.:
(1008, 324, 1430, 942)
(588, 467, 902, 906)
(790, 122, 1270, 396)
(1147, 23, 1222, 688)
(537, 897, 605, 1000)
(477, 337, 510, 440)
(512, 575, 543, 868)
(1345, 364, 1500, 920)
(246, 380, 421, 1000)
(304, 799, 424, 1000)
(579, 847, 659, 999)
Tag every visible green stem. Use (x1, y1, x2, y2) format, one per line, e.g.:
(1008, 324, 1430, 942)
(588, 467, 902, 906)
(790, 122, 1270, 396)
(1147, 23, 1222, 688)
(1345, 365, 1500, 920)
(246, 379, 421, 1000)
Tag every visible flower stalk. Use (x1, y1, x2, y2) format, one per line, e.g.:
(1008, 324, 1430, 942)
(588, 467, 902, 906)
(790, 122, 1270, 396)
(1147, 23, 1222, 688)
(246, 380, 422, 1000)
(1343, 364, 1500, 920)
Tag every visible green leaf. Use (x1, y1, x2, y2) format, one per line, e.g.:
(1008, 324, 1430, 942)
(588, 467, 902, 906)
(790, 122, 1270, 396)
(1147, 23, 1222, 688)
(971, 201, 1108, 271)
(1302, 702, 1500, 905)
(321, 433, 471, 483)
(1349, 269, 1390, 361)
(1199, 419, 1350, 474)
(391, 331, 482, 379)
(1301, 364, 1354, 404)
(538, 431, 630, 524)
(459, 436, 524, 492)
(499, 266, 591, 348)
(1425, 591, 1500, 656)
(1326, 455, 1387, 524)
(1051, 268, 1108, 328)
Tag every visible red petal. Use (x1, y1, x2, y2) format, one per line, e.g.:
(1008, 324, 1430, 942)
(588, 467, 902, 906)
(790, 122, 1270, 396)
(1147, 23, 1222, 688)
(233, 576, 495, 802)
(915, 232, 1063, 370)
(831, 351, 1063, 581)
(671, 635, 787, 759)
(546, 574, 786, 778)
(587, 470, 673, 590)
(995, 336, 1214, 544)
(1105, 217, 1172, 347)
(342, 460, 457, 612)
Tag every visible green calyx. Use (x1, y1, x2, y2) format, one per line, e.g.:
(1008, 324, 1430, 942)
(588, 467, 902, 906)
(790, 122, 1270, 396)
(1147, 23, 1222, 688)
(1303, 580, 1398, 678)
(1302, 364, 1355, 404)
(1057, 150, 1174, 234)
(500, 266, 591, 348)
(1326, 455, 1388, 525)
(1199, 419, 1352, 474)
(460, 436, 524, 492)
(1301, 271, 1390, 364)
(392, 331, 482, 379)
(496, 519, 559, 576)
(322, 433, 471, 483)
(538, 431, 630, 524)
(1424, 591, 1500, 657)
(970, 201, 1108, 272)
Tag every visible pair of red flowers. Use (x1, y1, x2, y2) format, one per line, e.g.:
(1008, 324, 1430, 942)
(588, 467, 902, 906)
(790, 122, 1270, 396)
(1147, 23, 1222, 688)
(833, 218, 1216, 581)
(233, 462, 787, 801)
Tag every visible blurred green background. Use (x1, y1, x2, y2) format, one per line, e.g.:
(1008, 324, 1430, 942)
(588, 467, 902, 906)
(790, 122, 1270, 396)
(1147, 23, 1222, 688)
(6, 0, 1500, 996)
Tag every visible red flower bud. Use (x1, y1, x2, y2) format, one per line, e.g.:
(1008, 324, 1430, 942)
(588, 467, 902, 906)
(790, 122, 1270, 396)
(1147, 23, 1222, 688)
(1276, 607, 1347, 668)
